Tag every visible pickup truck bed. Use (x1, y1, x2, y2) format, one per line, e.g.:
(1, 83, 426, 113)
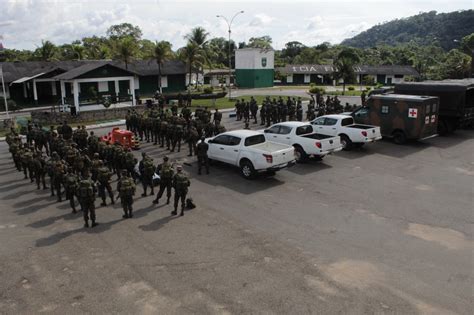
(301, 133, 334, 140)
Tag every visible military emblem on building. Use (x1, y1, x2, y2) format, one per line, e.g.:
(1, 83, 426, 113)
(261, 57, 267, 67)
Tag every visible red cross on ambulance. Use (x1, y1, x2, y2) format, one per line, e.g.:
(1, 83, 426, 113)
(408, 108, 418, 118)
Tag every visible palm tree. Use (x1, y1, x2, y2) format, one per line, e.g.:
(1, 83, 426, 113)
(70, 44, 85, 60)
(184, 27, 210, 87)
(178, 43, 205, 88)
(113, 36, 138, 69)
(334, 48, 360, 94)
(35, 40, 57, 61)
(151, 41, 174, 93)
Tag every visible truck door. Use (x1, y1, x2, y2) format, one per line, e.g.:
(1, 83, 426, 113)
(319, 117, 338, 136)
(276, 125, 293, 144)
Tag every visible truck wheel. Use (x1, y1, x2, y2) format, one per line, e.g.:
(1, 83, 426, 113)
(293, 145, 308, 163)
(392, 131, 407, 145)
(438, 120, 448, 136)
(340, 135, 353, 151)
(240, 161, 256, 180)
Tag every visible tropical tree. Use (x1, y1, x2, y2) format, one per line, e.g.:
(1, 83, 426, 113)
(439, 49, 471, 79)
(151, 41, 174, 93)
(460, 33, 474, 77)
(112, 36, 139, 69)
(82, 36, 111, 59)
(248, 36, 273, 49)
(178, 43, 205, 88)
(34, 40, 57, 61)
(334, 48, 360, 94)
(184, 27, 210, 86)
(107, 23, 143, 42)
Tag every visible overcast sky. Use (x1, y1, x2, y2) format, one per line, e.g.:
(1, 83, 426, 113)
(1, 0, 472, 50)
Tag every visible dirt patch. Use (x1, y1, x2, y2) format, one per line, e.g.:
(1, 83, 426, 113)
(405, 223, 472, 250)
(323, 260, 384, 289)
(304, 275, 340, 296)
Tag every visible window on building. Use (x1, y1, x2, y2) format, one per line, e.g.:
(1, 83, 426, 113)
(98, 81, 109, 92)
(394, 74, 404, 78)
(425, 104, 431, 114)
(381, 105, 389, 114)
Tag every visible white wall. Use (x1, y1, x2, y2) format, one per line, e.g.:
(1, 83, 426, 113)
(0, 84, 10, 98)
(287, 75, 293, 83)
(235, 48, 275, 70)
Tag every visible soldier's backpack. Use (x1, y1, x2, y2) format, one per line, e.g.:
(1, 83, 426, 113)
(186, 198, 196, 209)
(143, 158, 155, 176)
(119, 178, 134, 196)
(175, 173, 190, 191)
(97, 168, 110, 183)
(65, 175, 77, 189)
(78, 180, 94, 199)
(160, 163, 173, 179)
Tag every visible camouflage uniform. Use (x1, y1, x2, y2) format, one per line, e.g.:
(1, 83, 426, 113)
(172, 166, 190, 216)
(77, 177, 97, 228)
(97, 164, 115, 206)
(32, 152, 47, 190)
(63, 168, 79, 213)
(139, 155, 155, 197)
(117, 171, 136, 219)
(152, 158, 174, 205)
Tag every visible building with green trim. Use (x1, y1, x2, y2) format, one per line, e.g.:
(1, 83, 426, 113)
(0, 60, 186, 112)
(235, 48, 274, 88)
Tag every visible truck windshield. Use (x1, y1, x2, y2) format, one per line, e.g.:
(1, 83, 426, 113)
(245, 134, 266, 146)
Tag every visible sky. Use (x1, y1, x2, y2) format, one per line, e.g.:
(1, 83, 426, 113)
(0, 0, 472, 50)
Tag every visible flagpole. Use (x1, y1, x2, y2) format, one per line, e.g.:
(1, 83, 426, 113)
(0, 65, 10, 118)
(0, 65, 9, 119)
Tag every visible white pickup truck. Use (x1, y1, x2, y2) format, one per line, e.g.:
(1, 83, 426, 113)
(263, 122, 343, 162)
(310, 114, 382, 150)
(205, 130, 296, 179)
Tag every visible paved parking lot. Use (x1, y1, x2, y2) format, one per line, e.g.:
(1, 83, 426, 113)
(0, 113, 472, 314)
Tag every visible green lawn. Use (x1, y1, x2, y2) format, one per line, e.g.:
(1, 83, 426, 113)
(325, 90, 367, 96)
(190, 95, 310, 110)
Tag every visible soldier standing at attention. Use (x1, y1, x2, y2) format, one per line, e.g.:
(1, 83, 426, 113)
(97, 161, 115, 206)
(139, 153, 155, 197)
(213, 108, 222, 127)
(186, 124, 199, 156)
(64, 167, 79, 213)
(171, 123, 183, 152)
(52, 152, 66, 202)
(152, 156, 174, 205)
(32, 151, 47, 190)
(196, 137, 209, 175)
(77, 175, 97, 228)
(61, 120, 73, 141)
(172, 165, 190, 216)
(117, 170, 136, 219)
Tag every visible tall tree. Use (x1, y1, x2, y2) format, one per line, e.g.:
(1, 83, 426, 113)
(107, 23, 143, 41)
(184, 27, 210, 86)
(334, 48, 360, 94)
(34, 40, 57, 61)
(112, 36, 138, 69)
(460, 33, 474, 77)
(281, 41, 305, 63)
(248, 36, 273, 49)
(151, 41, 174, 93)
(178, 43, 204, 87)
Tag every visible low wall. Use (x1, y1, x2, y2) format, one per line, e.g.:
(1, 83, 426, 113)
(31, 105, 147, 125)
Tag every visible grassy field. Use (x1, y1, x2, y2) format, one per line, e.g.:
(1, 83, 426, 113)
(190, 94, 310, 110)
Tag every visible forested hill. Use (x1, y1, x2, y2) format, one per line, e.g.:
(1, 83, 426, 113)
(341, 10, 474, 50)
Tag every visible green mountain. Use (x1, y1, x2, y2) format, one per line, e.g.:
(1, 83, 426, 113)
(341, 10, 474, 50)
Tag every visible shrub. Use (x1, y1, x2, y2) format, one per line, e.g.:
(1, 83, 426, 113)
(309, 86, 326, 94)
(365, 87, 372, 91)
(375, 83, 384, 89)
(348, 86, 355, 91)
(203, 86, 214, 94)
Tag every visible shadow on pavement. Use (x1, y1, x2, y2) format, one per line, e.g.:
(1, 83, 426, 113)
(138, 215, 179, 232)
(0, 181, 31, 193)
(286, 160, 332, 175)
(27, 212, 79, 228)
(13, 195, 51, 208)
(15, 201, 57, 215)
(35, 218, 123, 247)
(189, 161, 286, 195)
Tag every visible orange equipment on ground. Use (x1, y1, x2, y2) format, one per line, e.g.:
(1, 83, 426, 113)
(100, 128, 140, 150)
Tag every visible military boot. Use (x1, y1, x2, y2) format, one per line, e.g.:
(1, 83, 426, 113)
(171, 210, 177, 216)
(91, 221, 98, 228)
(84, 220, 89, 228)
(101, 199, 107, 207)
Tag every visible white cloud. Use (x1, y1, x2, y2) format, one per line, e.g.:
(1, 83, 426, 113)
(306, 16, 324, 30)
(249, 14, 274, 27)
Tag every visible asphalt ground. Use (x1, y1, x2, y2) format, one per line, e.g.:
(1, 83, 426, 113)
(0, 113, 472, 314)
